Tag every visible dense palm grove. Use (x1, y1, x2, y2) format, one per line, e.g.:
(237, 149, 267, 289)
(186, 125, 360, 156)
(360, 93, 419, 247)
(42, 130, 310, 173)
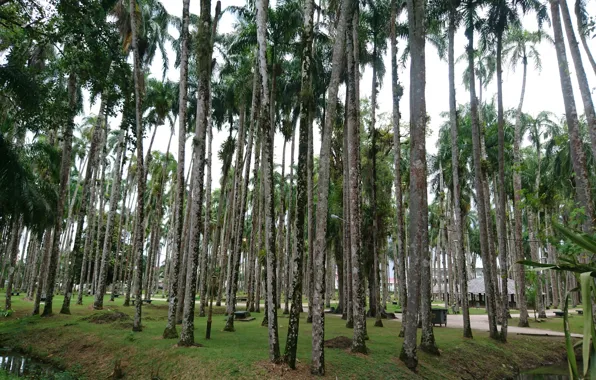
(1, 0, 595, 374)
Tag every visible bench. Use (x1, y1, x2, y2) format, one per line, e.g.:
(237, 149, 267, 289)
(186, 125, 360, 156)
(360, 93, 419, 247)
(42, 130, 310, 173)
(577, 310, 583, 315)
(554, 311, 565, 317)
(234, 311, 251, 319)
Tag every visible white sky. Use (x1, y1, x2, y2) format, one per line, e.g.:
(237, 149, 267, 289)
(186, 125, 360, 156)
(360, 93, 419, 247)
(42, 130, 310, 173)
(86, 0, 596, 192)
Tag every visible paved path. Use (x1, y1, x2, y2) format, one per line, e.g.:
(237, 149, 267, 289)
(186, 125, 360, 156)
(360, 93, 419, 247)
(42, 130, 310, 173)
(389, 310, 584, 338)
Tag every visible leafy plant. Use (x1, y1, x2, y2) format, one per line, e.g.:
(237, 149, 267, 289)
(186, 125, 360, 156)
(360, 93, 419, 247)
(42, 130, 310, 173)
(521, 222, 596, 379)
(1, 309, 14, 317)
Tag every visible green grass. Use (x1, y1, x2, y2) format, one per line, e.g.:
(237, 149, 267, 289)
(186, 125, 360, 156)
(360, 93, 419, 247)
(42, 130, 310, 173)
(0, 294, 573, 379)
(510, 314, 585, 335)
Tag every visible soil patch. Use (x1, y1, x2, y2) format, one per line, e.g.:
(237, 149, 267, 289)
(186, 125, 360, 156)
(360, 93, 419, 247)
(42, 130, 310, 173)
(324, 336, 352, 349)
(82, 311, 131, 324)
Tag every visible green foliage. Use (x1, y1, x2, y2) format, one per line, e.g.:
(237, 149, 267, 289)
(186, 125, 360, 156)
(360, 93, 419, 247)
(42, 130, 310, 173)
(1, 309, 14, 317)
(522, 222, 596, 377)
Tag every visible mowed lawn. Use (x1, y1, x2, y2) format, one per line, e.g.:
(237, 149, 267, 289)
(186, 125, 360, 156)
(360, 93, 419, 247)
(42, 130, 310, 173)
(0, 294, 573, 379)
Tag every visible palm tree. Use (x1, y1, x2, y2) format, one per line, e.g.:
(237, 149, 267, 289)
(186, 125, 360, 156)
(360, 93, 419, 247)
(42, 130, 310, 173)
(390, 0, 407, 338)
(462, 0, 500, 341)
(41, 73, 77, 317)
(445, 0, 473, 339)
(485, 0, 546, 340)
(93, 130, 126, 310)
(256, 0, 281, 362)
(128, 0, 146, 332)
(502, 27, 547, 327)
(178, 0, 220, 347)
(345, 2, 367, 355)
(549, 0, 594, 234)
(574, 0, 596, 75)
(310, 0, 350, 373)
(558, 0, 596, 166)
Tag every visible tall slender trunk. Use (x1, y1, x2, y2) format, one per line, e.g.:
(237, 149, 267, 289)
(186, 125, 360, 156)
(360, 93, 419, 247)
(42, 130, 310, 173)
(61, 95, 106, 313)
(495, 31, 509, 341)
(550, 0, 594, 233)
(32, 228, 52, 315)
(343, 88, 353, 327)
(129, 0, 146, 332)
(78, 167, 99, 305)
(4, 216, 22, 311)
(284, 0, 313, 364)
(560, 0, 596, 164)
(310, 0, 348, 372)
(246, 126, 262, 312)
(256, 0, 280, 362)
(345, 5, 366, 354)
(42, 73, 76, 317)
(199, 119, 212, 318)
(390, 0, 407, 338)
(370, 27, 382, 328)
(283, 121, 295, 315)
(163, 0, 191, 339)
(465, 21, 499, 340)
(513, 50, 530, 328)
(574, 0, 596, 76)
(178, 0, 219, 346)
(306, 86, 315, 324)
(400, 0, 427, 368)
(94, 131, 126, 309)
(223, 106, 247, 332)
(449, 49, 472, 331)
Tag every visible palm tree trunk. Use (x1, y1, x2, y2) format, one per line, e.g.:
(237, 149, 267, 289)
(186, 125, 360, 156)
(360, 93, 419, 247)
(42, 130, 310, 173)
(129, 0, 146, 332)
(465, 20, 499, 340)
(310, 0, 348, 372)
(390, 0, 407, 339)
(4, 216, 22, 311)
(178, 0, 219, 347)
(345, 5, 366, 354)
(343, 88, 353, 327)
(41, 73, 77, 317)
(284, 0, 313, 362)
(198, 119, 212, 318)
(283, 122, 295, 315)
(306, 88, 315, 325)
(574, 0, 596, 76)
(560, 0, 596, 164)
(256, 0, 281, 362)
(163, 0, 190, 339)
(495, 31, 509, 341)
(512, 51, 530, 328)
(94, 131, 126, 309)
(223, 107, 247, 333)
(550, 0, 595, 233)
(246, 128, 262, 312)
(32, 228, 52, 315)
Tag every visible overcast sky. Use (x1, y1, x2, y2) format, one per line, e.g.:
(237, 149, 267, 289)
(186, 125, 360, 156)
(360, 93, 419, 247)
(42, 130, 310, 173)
(88, 0, 596, 192)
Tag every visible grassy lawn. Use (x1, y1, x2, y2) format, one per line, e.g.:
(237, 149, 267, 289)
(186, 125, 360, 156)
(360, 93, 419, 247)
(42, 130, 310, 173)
(510, 314, 585, 335)
(0, 294, 574, 379)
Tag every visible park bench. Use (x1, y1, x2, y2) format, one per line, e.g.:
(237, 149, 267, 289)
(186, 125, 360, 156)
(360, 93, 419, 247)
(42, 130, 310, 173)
(231, 310, 255, 322)
(554, 311, 564, 317)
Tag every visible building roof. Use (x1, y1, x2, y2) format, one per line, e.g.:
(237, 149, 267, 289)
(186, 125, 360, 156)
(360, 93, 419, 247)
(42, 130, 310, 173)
(432, 277, 516, 295)
(467, 277, 516, 295)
